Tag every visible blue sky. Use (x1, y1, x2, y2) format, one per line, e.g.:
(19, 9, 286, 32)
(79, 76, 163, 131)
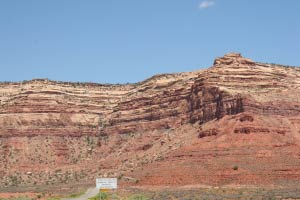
(0, 0, 299, 83)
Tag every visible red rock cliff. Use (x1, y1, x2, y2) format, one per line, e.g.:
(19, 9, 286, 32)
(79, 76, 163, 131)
(1, 53, 300, 190)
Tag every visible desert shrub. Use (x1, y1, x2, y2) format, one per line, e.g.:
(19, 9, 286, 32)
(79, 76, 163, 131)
(127, 194, 149, 200)
(68, 190, 85, 198)
(88, 192, 108, 200)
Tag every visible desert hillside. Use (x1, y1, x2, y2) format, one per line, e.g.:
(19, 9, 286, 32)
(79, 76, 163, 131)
(1, 53, 300, 191)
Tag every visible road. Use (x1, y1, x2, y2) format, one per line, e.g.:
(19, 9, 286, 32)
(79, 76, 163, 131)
(62, 187, 98, 200)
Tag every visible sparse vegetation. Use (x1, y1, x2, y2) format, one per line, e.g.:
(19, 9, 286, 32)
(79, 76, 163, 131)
(98, 119, 107, 129)
(257, 62, 298, 68)
(86, 136, 94, 146)
(117, 173, 124, 180)
(2, 188, 300, 200)
(0, 197, 33, 200)
(126, 194, 149, 200)
(67, 190, 85, 198)
(88, 192, 108, 200)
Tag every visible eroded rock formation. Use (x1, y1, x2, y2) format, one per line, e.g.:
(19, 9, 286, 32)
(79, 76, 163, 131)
(1, 53, 300, 190)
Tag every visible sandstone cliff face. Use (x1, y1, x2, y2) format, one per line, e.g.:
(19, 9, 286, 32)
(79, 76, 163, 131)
(1, 53, 300, 190)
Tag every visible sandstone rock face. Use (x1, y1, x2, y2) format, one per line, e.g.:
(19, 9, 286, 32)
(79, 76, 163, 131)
(1, 53, 300, 190)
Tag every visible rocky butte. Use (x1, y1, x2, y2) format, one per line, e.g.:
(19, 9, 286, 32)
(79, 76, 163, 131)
(1, 53, 300, 191)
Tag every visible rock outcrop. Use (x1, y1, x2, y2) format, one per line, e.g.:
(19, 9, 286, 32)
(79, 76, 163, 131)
(1, 53, 300, 190)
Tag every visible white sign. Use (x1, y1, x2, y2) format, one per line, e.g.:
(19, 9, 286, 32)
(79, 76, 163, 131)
(96, 178, 117, 189)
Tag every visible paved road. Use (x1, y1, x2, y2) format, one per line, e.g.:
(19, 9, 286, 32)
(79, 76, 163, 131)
(62, 187, 98, 200)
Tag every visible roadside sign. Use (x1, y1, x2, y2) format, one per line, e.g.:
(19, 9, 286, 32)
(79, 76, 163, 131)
(96, 178, 117, 189)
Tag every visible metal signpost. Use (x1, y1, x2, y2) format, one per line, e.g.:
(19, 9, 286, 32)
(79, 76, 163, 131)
(96, 178, 117, 200)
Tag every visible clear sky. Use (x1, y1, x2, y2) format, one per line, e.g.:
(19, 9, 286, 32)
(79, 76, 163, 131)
(0, 0, 299, 83)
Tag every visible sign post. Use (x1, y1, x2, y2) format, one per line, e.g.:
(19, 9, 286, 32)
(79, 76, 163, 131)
(96, 178, 117, 200)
